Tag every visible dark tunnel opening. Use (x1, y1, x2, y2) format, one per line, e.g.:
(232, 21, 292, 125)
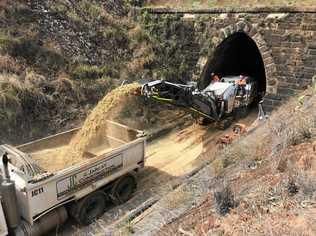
(199, 32, 267, 98)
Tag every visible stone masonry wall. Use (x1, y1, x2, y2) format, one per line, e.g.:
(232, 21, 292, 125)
(138, 7, 316, 111)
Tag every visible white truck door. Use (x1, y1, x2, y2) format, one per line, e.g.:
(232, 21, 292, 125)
(0, 198, 8, 236)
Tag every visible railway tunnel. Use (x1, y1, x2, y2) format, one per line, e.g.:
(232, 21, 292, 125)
(199, 32, 267, 100)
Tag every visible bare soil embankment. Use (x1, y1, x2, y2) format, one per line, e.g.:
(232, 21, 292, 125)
(153, 90, 316, 236)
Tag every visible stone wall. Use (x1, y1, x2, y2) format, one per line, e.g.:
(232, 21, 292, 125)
(138, 7, 316, 110)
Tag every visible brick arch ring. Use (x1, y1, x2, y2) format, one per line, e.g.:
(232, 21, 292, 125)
(214, 21, 278, 95)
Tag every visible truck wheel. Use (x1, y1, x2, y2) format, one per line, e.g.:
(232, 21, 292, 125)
(111, 174, 137, 205)
(218, 118, 233, 130)
(71, 191, 106, 225)
(196, 117, 211, 126)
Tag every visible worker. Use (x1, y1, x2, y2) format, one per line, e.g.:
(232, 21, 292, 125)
(236, 75, 247, 95)
(211, 73, 220, 83)
(236, 75, 247, 86)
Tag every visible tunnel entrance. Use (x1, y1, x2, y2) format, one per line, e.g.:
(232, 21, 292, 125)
(199, 32, 267, 98)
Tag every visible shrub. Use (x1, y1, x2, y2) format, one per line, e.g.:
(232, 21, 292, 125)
(0, 73, 48, 122)
(0, 35, 66, 75)
(8, 38, 38, 60)
(287, 180, 299, 196)
(71, 65, 118, 80)
(0, 33, 19, 53)
(80, 1, 102, 19)
(102, 27, 129, 47)
(296, 171, 316, 197)
(128, 0, 145, 7)
(0, 82, 21, 121)
(214, 185, 236, 216)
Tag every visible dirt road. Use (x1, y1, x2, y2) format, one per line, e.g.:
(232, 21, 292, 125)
(56, 110, 258, 235)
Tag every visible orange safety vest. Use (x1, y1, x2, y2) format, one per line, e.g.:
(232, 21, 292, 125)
(236, 78, 246, 86)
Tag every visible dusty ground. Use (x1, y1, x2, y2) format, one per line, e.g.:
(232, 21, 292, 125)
(156, 140, 316, 236)
(53, 109, 258, 235)
(153, 92, 316, 236)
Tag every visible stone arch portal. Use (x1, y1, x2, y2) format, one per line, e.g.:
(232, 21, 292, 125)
(198, 22, 278, 97)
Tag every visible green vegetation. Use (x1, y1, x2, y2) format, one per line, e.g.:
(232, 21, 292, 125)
(144, 0, 316, 8)
(139, 13, 196, 81)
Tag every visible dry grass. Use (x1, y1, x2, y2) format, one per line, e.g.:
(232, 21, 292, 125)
(125, 25, 154, 78)
(0, 54, 23, 74)
(158, 88, 316, 236)
(145, 0, 316, 8)
(0, 70, 91, 130)
(127, 42, 154, 74)
(52, 76, 85, 103)
(0, 0, 144, 144)
(0, 73, 47, 121)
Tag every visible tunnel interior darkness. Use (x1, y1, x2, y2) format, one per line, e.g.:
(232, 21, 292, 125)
(199, 32, 267, 97)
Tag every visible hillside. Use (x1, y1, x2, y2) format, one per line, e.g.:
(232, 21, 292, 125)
(144, 0, 316, 8)
(0, 1, 315, 235)
(154, 89, 316, 235)
(0, 0, 154, 144)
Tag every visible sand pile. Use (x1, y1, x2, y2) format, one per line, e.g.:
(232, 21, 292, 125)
(31, 146, 68, 172)
(64, 83, 141, 162)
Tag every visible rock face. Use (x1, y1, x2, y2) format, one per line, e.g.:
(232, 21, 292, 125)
(139, 7, 316, 111)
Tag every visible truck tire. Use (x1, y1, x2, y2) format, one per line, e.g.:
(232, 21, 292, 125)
(217, 117, 233, 130)
(198, 117, 212, 126)
(70, 191, 106, 225)
(191, 113, 211, 126)
(111, 174, 137, 205)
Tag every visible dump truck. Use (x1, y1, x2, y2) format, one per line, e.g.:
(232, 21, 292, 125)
(0, 120, 146, 236)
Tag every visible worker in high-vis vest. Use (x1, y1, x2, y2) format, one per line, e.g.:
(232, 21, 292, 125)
(210, 73, 220, 83)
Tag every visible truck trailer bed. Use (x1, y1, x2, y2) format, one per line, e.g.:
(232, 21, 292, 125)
(18, 120, 142, 172)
